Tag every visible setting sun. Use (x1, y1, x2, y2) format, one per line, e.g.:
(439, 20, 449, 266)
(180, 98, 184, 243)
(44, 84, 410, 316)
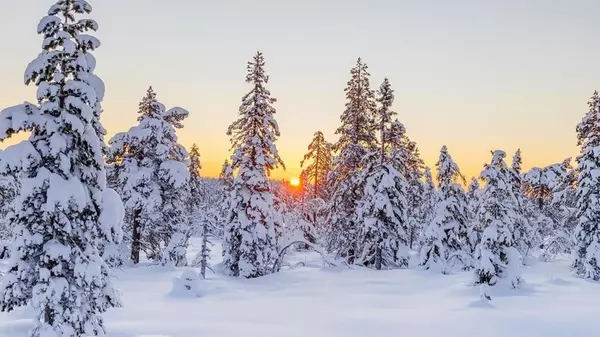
(290, 178, 300, 187)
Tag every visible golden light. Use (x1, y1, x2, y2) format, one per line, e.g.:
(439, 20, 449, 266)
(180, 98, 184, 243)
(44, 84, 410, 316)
(290, 177, 300, 187)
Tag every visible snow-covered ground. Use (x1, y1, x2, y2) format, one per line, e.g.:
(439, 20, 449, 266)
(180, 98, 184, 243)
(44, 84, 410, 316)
(0, 238, 598, 337)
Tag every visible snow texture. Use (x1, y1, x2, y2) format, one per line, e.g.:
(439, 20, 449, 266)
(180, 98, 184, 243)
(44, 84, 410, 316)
(1, 239, 596, 337)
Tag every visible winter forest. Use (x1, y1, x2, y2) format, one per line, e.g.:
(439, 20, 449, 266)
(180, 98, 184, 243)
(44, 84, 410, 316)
(0, 1, 599, 337)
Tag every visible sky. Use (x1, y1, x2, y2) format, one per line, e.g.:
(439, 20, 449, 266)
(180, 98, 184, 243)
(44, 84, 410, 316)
(1, 0, 599, 181)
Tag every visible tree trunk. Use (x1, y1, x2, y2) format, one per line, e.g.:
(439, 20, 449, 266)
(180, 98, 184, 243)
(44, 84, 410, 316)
(44, 306, 53, 325)
(131, 208, 142, 264)
(375, 246, 382, 270)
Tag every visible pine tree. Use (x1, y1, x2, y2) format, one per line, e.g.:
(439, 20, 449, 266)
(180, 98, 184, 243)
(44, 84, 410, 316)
(573, 91, 600, 280)
(326, 58, 377, 263)
(186, 143, 204, 239)
(0, 169, 19, 259)
(523, 160, 576, 261)
(510, 149, 535, 260)
(215, 160, 233, 239)
(107, 87, 190, 266)
(187, 144, 215, 279)
(355, 78, 410, 269)
(466, 177, 482, 254)
(419, 146, 470, 272)
(301, 131, 333, 200)
(412, 166, 436, 249)
(223, 52, 284, 278)
(0, 1, 121, 335)
(474, 150, 522, 301)
(161, 106, 193, 267)
(188, 144, 203, 210)
(399, 139, 429, 250)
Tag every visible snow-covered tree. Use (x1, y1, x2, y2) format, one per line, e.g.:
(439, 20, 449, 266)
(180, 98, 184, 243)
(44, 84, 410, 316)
(107, 87, 190, 266)
(474, 150, 522, 301)
(0, 1, 122, 335)
(573, 91, 600, 280)
(188, 144, 203, 210)
(410, 166, 436, 249)
(223, 52, 284, 278)
(214, 160, 233, 238)
(0, 169, 19, 259)
(466, 177, 482, 254)
(327, 58, 377, 263)
(220, 160, 234, 188)
(419, 146, 470, 273)
(523, 160, 576, 260)
(396, 136, 429, 250)
(355, 78, 410, 269)
(509, 149, 535, 260)
(301, 131, 333, 200)
(187, 145, 216, 279)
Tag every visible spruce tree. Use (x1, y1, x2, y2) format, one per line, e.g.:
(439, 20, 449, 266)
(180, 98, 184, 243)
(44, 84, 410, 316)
(300, 131, 333, 200)
(0, 1, 121, 335)
(474, 150, 522, 301)
(188, 144, 203, 210)
(419, 146, 470, 272)
(400, 139, 429, 250)
(215, 160, 233, 239)
(107, 87, 190, 265)
(466, 177, 482, 255)
(573, 91, 600, 280)
(355, 78, 410, 269)
(223, 51, 284, 278)
(414, 166, 437, 249)
(327, 58, 377, 263)
(510, 149, 535, 259)
(0, 169, 18, 259)
(187, 144, 215, 278)
(523, 160, 576, 261)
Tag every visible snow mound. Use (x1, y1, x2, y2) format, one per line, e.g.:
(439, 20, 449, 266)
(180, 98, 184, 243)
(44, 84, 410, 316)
(467, 297, 494, 309)
(169, 269, 203, 298)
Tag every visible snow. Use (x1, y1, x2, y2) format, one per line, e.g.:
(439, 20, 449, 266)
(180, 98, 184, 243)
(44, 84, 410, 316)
(100, 188, 125, 233)
(44, 171, 88, 213)
(2, 239, 597, 337)
(37, 16, 60, 35)
(169, 269, 203, 298)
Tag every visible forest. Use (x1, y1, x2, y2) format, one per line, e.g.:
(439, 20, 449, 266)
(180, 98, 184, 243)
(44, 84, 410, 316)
(0, 1, 598, 337)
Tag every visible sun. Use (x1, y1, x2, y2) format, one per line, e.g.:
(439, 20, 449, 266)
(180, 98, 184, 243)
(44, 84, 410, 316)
(290, 177, 300, 187)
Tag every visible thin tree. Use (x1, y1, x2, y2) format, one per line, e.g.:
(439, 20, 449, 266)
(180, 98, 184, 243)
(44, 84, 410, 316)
(223, 51, 284, 278)
(301, 131, 333, 200)
(466, 177, 482, 255)
(187, 144, 215, 279)
(510, 149, 535, 259)
(327, 58, 377, 263)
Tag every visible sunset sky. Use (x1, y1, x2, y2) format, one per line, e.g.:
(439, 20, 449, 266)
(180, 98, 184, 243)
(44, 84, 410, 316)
(1, 0, 599, 181)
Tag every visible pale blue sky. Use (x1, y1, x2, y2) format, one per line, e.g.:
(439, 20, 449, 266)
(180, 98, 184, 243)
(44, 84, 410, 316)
(1, 0, 599, 179)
